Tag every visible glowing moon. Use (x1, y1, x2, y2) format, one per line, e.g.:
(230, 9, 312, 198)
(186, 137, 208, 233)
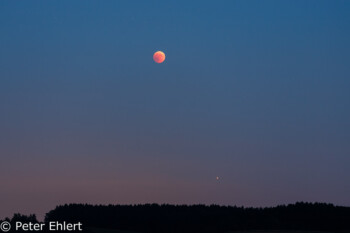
(153, 51, 166, 63)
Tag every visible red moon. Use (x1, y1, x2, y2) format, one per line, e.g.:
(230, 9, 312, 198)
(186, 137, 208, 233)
(153, 51, 166, 63)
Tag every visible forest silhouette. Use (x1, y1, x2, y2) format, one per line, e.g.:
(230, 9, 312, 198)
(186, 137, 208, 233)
(2, 202, 350, 233)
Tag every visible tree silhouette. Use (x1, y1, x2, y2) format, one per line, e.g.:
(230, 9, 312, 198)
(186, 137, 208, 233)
(43, 202, 350, 233)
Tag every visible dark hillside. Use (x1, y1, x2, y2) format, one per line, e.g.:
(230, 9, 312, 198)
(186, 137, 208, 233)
(44, 202, 350, 233)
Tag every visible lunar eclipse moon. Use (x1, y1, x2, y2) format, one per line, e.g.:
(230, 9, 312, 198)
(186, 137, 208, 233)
(153, 51, 166, 63)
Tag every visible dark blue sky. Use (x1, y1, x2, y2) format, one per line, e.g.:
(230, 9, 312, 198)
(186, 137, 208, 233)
(0, 1, 349, 219)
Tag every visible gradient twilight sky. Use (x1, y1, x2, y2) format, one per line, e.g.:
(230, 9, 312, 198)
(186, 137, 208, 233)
(1, 0, 350, 219)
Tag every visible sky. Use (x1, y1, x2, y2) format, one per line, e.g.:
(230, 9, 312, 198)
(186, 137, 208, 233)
(0, 0, 350, 220)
